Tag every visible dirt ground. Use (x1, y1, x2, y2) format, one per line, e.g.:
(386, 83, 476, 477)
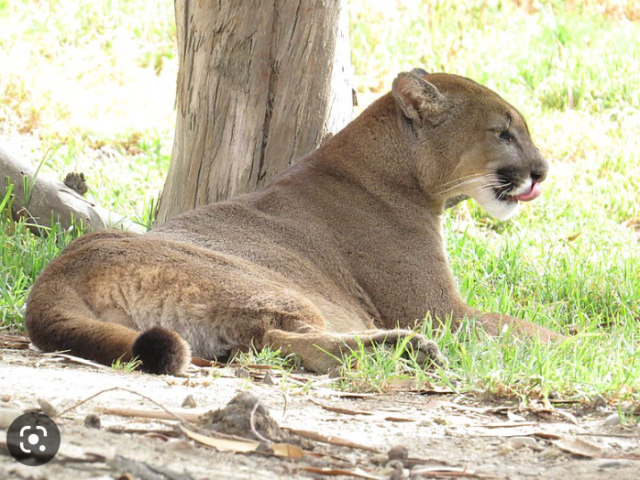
(1, 341, 640, 480)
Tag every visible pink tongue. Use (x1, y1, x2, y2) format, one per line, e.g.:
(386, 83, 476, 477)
(515, 182, 542, 202)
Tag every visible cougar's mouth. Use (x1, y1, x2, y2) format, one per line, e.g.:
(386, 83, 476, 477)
(468, 172, 545, 221)
(495, 180, 542, 203)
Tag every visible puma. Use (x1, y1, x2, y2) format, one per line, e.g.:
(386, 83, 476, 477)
(25, 70, 560, 375)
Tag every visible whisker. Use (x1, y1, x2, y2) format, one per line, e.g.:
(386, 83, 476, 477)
(438, 173, 487, 191)
(437, 174, 495, 196)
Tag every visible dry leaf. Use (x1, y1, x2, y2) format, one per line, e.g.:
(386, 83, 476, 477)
(180, 425, 304, 459)
(553, 436, 604, 458)
(566, 232, 582, 242)
(299, 467, 380, 479)
(271, 443, 305, 459)
(552, 408, 579, 425)
(530, 407, 579, 425)
(180, 425, 259, 453)
(190, 356, 213, 367)
(506, 410, 527, 423)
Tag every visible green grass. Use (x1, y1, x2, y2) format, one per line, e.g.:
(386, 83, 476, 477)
(111, 355, 143, 373)
(232, 346, 302, 372)
(0, 188, 80, 327)
(1, 0, 639, 405)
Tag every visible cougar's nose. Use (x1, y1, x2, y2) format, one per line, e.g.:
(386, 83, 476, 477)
(530, 154, 548, 184)
(531, 168, 545, 184)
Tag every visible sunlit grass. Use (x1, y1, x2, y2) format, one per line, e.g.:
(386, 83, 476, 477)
(0, 0, 175, 215)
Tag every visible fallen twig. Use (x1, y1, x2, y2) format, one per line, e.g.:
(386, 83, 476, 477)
(98, 406, 202, 423)
(288, 428, 380, 453)
(0, 334, 30, 349)
(249, 401, 271, 444)
(106, 426, 180, 438)
(38, 351, 112, 370)
(54, 387, 196, 426)
(411, 465, 497, 479)
(298, 466, 380, 479)
(311, 399, 373, 416)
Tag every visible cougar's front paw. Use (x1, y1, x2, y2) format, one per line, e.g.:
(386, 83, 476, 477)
(406, 334, 446, 369)
(369, 330, 446, 369)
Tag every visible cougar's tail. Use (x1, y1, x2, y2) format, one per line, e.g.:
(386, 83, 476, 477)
(25, 278, 191, 375)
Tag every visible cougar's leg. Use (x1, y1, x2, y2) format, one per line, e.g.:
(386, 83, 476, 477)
(263, 327, 444, 373)
(185, 288, 444, 374)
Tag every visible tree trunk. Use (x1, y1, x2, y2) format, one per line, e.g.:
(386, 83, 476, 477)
(156, 0, 352, 225)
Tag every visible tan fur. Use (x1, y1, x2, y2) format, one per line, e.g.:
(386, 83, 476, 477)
(25, 71, 560, 375)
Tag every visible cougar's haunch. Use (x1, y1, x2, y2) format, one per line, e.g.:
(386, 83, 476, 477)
(25, 70, 560, 375)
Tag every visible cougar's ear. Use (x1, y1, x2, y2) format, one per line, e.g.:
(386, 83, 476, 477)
(392, 71, 446, 127)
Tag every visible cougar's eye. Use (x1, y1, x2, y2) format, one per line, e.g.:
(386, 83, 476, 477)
(498, 130, 512, 142)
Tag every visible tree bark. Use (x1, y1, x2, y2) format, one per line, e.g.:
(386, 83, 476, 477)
(156, 0, 352, 225)
(0, 144, 143, 233)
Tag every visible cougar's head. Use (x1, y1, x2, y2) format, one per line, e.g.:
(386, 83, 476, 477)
(392, 70, 548, 220)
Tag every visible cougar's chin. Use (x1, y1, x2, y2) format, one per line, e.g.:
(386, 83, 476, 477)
(471, 187, 521, 220)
